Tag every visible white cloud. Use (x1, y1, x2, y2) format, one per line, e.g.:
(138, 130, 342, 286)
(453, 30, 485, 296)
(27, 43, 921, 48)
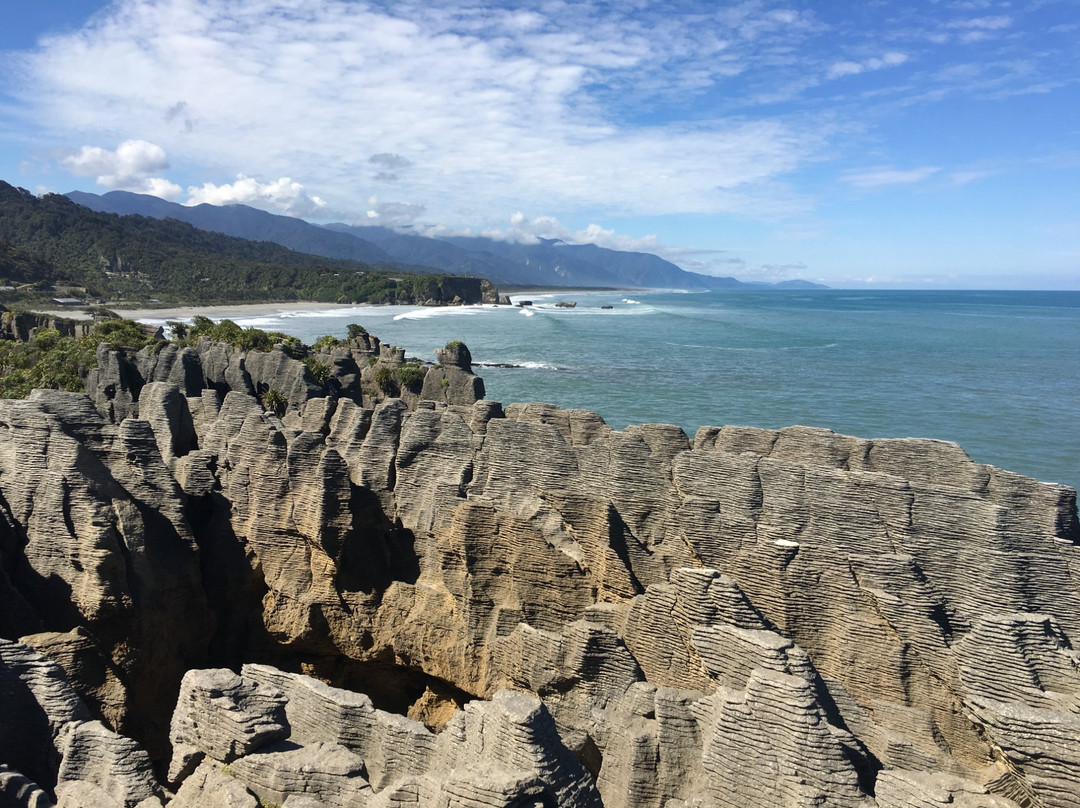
(481, 212, 663, 253)
(363, 200, 426, 226)
(827, 52, 907, 80)
(143, 177, 185, 200)
(948, 169, 996, 185)
(61, 139, 167, 180)
(948, 16, 1012, 30)
(841, 166, 940, 189)
(59, 139, 180, 197)
(14, 0, 833, 225)
(186, 175, 326, 217)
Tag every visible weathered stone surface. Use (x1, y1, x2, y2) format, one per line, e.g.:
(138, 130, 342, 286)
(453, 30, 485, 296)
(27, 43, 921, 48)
(695, 669, 872, 808)
(169, 760, 258, 808)
(955, 613, 1080, 808)
(875, 769, 1022, 808)
(4, 332, 1080, 806)
(0, 764, 55, 808)
(0, 639, 89, 790)
(55, 721, 160, 808)
(212, 667, 600, 808)
(168, 668, 289, 783)
(0, 391, 211, 756)
(419, 343, 485, 406)
(84, 344, 142, 422)
(19, 628, 125, 739)
(137, 381, 197, 464)
(226, 742, 370, 808)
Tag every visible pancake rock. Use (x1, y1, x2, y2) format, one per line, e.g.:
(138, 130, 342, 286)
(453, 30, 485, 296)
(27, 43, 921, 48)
(0, 334, 1078, 807)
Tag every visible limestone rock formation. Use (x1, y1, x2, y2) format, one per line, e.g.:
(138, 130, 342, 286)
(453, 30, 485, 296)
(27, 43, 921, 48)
(167, 668, 290, 783)
(0, 330, 1078, 807)
(419, 341, 485, 406)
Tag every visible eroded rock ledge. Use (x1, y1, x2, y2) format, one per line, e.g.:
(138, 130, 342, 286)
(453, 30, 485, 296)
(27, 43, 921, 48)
(0, 334, 1078, 807)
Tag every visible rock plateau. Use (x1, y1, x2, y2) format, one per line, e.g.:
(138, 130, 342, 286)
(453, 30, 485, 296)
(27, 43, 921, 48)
(0, 328, 1078, 808)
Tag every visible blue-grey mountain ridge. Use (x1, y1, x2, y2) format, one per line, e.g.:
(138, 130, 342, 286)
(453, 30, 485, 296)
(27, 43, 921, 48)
(66, 190, 825, 291)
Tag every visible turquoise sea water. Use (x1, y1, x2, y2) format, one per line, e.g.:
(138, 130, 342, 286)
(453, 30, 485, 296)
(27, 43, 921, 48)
(150, 290, 1080, 491)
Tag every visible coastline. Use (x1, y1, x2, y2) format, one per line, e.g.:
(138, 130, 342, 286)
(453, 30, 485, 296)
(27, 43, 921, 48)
(114, 301, 373, 322)
(35, 289, 637, 322)
(35, 301, 373, 322)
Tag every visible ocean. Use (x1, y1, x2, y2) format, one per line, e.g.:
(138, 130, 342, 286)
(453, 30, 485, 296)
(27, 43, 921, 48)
(147, 289, 1080, 491)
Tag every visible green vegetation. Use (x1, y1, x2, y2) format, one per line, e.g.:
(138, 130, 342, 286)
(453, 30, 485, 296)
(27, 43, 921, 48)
(445, 340, 464, 350)
(372, 365, 396, 394)
(395, 363, 425, 392)
(0, 317, 160, 399)
(260, 387, 287, 417)
(311, 334, 342, 352)
(303, 356, 331, 385)
(0, 312, 413, 404)
(177, 315, 289, 352)
(346, 323, 367, 339)
(0, 181, 475, 306)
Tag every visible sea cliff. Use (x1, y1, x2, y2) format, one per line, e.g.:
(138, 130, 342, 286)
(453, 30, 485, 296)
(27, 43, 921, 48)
(1, 325, 1078, 808)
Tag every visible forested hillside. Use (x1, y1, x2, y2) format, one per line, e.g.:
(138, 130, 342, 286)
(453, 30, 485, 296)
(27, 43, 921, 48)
(0, 182, 489, 305)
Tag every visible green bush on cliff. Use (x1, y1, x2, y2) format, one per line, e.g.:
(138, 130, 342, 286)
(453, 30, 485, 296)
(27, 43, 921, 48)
(312, 334, 342, 352)
(372, 365, 396, 394)
(182, 315, 289, 352)
(94, 318, 154, 350)
(303, 356, 331, 385)
(395, 363, 424, 392)
(260, 387, 287, 417)
(0, 317, 160, 399)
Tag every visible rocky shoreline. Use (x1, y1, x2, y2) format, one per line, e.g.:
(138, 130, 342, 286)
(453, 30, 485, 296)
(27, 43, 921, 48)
(1, 323, 1078, 807)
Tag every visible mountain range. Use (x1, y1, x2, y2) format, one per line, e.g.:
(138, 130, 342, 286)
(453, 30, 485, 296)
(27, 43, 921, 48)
(0, 181, 488, 306)
(67, 190, 826, 291)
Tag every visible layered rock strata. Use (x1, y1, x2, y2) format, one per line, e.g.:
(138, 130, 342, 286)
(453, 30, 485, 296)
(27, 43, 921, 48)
(0, 334, 1078, 807)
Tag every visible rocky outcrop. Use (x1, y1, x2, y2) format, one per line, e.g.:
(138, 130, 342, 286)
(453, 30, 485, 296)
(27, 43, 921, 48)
(419, 341, 485, 406)
(0, 329, 1078, 807)
(0, 309, 97, 342)
(82, 331, 484, 421)
(165, 665, 600, 808)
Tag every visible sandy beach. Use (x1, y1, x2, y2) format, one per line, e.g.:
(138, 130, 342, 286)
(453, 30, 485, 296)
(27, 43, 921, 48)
(36, 293, 610, 323)
(37, 301, 369, 322)
(115, 301, 374, 322)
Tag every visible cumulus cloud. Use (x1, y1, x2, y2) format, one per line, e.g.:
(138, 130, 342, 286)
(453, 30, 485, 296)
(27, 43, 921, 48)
(841, 166, 940, 189)
(60, 139, 181, 197)
(469, 211, 663, 253)
(61, 139, 167, 180)
(142, 177, 185, 200)
(186, 175, 327, 217)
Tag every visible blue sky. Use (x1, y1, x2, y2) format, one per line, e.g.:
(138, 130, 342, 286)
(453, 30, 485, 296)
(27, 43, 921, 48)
(1, 1, 1078, 288)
